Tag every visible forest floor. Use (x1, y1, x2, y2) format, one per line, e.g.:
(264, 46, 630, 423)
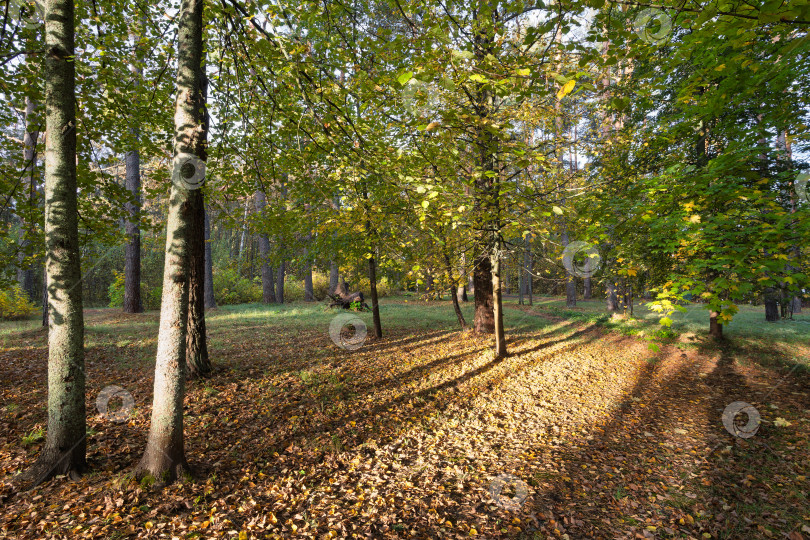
(0, 298, 808, 539)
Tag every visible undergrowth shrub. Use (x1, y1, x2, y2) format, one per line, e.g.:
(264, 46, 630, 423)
(353, 276, 393, 298)
(0, 285, 37, 320)
(213, 267, 261, 305)
(107, 271, 163, 310)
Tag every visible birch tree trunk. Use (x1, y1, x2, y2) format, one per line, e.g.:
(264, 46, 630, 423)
(136, 0, 206, 482)
(18, 96, 38, 301)
(19, 0, 86, 488)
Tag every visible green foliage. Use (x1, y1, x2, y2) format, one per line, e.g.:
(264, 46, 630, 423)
(282, 278, 305, 302)
(352, 276, 393, 298)
(107, 271, 162, 311)
(107, 271, 125, 308)
(0, 286, 37, 321)
(213, 268, 261, 306)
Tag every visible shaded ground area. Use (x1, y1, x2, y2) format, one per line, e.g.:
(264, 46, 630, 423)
(0, 301, 808, 539)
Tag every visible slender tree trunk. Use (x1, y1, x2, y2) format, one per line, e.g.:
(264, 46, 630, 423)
(123, 27, 143, 313)
(237, 198, 249, 261)
(186, 189, 210, 378)
(456, 252, 468, 302)
(303, 235, 314, 301)
(19, 0, 86, 488)
(329, 261, 339, 295)
(562, 230, 576, 307)
(203, 208, 216, 308)
(492, 240, 506, 356)
(367, 252, 383, 338)
(123, 142, 142, 313)
(136, 0, 206, 482)
(443, 247, 467, 329)
(583, 277, 592, 300)
(275, 259, 285, 304)
(18, 96, 38, 300)
(254, 189, 275, 303)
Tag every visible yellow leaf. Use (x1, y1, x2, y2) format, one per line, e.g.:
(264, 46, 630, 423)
(556, 79, 576, 99)
(239, 532, 248, 540)
(689, 214, 701, 223)
(469, 528, 478, 535)
(552, 206, 563, 215)
(426, 121, 440, 131)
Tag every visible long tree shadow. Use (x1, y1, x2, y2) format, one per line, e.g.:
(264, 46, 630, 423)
(514, 335, 807, 539)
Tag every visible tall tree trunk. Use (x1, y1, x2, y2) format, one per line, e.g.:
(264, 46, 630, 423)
(583, 277, 592, 300)
(471, 5, 496, 336)
(254, 189, 275, 303)
(764, 291, 779, 322)
(123, 25, 143, 313)
(275, 259, 285, 304)
(329, 261, 339, 295)
(18, 96, 38, 300)
(19, 0, 86, 488)
(606, 279, 618, 312)
(492, 239, 506, 356)
(709, 311, 723, 338)
(136, 0, 206, 482)
(473, 256, 494, 333)
(237, 197, 249, 261)
(123, 141, 142, 312)
(203, 208, 216, 308)
(368, 250, 382, 338)
(186, 189, 210, 378)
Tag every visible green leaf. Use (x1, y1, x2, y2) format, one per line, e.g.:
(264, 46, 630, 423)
(397, 72, 414, 85)
(552, 206, 563, 215)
